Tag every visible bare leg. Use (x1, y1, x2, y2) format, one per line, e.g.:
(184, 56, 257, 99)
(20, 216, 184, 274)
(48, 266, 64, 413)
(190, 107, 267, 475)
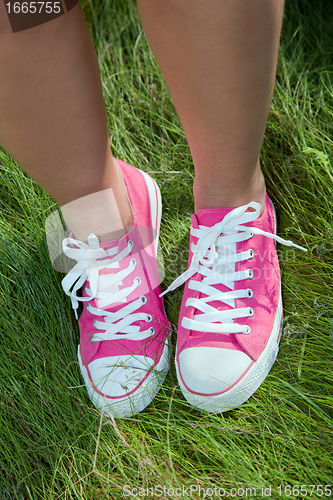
(0, 4, 133, 239)
(137, 0, 285, 213)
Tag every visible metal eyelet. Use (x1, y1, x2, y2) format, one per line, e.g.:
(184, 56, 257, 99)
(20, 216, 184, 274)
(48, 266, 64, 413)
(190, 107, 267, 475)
(243, 326, 251, 335)
(248, 308, 254, 317)
(134, 277, 142, 286)
(140, 295, 148, 305)
(248, 269, 254, 279)
(89, 334, 95, 344)
(128, 239, 134, 251)
(93, 320, 98, 328)
(249, 249, 255, 259)
(149, 327, 156, 335)
(249, 232, 254, 239)
(247, 289, 253, 298)
(130, 258, 137, 266)
(87, 303, 92, 312)
(146, 314, 153, 322)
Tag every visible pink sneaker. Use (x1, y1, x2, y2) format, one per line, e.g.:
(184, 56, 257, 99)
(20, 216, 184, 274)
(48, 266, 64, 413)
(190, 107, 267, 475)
(61, 160, 171, 418)
(161, 195, 306, 412)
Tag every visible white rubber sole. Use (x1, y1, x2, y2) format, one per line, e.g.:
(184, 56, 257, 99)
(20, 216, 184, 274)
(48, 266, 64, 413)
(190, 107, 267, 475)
(176, 290, 282, 413)
(77, 168, 171, 418)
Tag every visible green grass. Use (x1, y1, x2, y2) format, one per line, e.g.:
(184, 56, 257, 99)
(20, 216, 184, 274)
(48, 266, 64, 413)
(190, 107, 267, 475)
(0, 0, 333, 498)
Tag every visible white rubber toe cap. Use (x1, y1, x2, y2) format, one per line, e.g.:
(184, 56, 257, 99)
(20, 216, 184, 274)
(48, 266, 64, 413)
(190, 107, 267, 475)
(88, 355, 154, 398)
(178, 347, 252, 395)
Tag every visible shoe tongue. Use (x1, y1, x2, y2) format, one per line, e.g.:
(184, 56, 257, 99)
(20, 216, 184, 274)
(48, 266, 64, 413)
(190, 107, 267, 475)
(194, 208, 237, 331)
(195, 207, 234, 227)
(98, 226, 135, 251)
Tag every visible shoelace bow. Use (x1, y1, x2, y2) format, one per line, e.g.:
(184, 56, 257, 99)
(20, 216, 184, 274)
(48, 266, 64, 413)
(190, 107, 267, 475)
(161, 202, 307, 335)
(61, 233, 155, 343)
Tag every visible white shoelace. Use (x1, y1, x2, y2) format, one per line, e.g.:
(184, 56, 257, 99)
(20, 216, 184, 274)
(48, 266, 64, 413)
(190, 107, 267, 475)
(160, 202, 307, 335)
(61, 233, 155, 343)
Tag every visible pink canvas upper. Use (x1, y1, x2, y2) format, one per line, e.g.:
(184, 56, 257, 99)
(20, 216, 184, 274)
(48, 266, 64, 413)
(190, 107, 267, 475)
(176, 194, 281, 364)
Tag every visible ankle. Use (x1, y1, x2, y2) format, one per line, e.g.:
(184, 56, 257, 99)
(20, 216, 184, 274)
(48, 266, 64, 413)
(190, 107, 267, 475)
(60, 158, 134, 243)
(193, 168, 267, 215)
